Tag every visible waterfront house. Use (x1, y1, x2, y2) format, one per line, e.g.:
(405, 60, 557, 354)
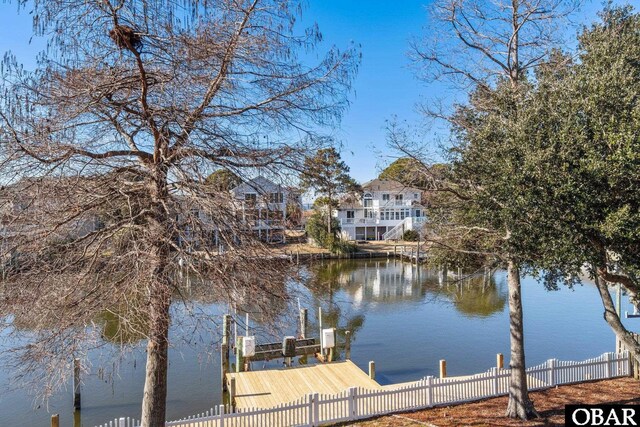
(230, 176, 301, 243)
(334, 179, 426, 241)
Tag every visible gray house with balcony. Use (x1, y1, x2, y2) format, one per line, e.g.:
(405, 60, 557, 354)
(231, 176, 300, 243)
(334, 179, 425, 241)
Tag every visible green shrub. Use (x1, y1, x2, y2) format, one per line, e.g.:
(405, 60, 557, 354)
(305, 210, 341, 248)
(329, 240, 358, 255)
(402, 229, 419, 241)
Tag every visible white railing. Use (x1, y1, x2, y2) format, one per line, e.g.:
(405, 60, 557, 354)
(95, 417, 140, 427)
(97, 352, 629, 427)
(382, 217, 411, 240)
(382, 216, 427, 240)
(341, 218, 377, 225)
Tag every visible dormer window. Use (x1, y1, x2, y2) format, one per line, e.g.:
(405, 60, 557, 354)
(382, 194, 390, 201)
(244, 193, 257, 202)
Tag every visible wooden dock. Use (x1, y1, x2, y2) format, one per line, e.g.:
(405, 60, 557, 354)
(226, 360, 381, 409)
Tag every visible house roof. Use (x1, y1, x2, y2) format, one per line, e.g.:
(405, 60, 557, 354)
(337, 194, 361, 209)
(361, 179, 422, 193)
(231, 176, 283, 195)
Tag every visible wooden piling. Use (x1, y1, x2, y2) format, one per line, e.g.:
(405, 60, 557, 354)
(235, 336, 244, 373)
(439, 359, 447, 379)
(51, 414, 59, 427)
(344, 330, 352, 360)
(229, 377, 237, 410)
(222, 314, 231, 392)
(368, 361, 376, 380)
(318, 306, 323, 357)
(328, 328, 336, 362)
(497, 353, 504, 370)
(73, 358, 81, 410)
(300, 308, 308, 339)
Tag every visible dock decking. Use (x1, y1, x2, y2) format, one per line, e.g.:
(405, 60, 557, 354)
(227, 360, 381, 409)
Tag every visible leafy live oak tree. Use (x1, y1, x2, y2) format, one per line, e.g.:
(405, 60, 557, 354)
(205, 169, 242, 192)
(508, 6, 640, 364)
(0, 1, 358, 425)
(405, 0, 580, 419)
(379, 157, 428, 188)
(300, 147, 360, 235)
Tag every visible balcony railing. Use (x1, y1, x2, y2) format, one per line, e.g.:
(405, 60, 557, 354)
(341, 218, 378, 225)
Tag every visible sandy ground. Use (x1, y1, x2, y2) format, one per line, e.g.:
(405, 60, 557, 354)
(269, 230, 421, 255)
(336, 377, 640, 426)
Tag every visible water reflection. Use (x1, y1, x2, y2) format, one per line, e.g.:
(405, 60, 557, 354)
(307, 259, 506, 318)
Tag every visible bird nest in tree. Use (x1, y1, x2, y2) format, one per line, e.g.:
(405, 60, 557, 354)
(109, 25, 142, 50)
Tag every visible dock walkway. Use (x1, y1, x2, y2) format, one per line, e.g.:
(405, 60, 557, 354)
(226, 360, 380, 409)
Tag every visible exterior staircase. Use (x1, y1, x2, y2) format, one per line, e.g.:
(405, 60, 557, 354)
(382, 216, 427, 240)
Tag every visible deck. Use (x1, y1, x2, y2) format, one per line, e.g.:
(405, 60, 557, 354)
(228, 361, 550, 410)
(227, 360, 381, 409)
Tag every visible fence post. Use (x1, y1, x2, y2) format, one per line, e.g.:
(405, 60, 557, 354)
(548, 358, 556, 386)
(605, 352, 611, 378)
(368, 361, 375, 380)
(492, 367, 499, 396)
(426, 376, 433, 407)
(307, 393, 314, 426)
(219, 404, 225, 427)
(348, 387, 357, 419)
(51, 414, 59, 427)
(118, 417, 126, 427)
(312, 392, 320, 426)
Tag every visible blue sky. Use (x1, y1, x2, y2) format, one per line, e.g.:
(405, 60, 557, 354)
(0, 0, 631, 182)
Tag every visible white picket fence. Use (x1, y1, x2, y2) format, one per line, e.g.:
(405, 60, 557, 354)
(96, 351, 630, 427)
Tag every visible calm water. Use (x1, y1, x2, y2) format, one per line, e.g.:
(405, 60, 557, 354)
(0, 259, 635, 426)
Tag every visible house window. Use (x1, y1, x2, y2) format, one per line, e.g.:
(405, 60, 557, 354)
(244, 193, 257, 202)
(415, 209, 421, 217)
(382, 194, 390, 201)
(414, 193, 419, 199)
(395, 194, 403, 201)
(269, 192, 284, 203)
(347, 210, 355, 219)
(395, 211, 400, 220)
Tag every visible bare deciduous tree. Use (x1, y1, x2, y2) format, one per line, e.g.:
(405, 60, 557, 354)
(0, 1, 358, 425)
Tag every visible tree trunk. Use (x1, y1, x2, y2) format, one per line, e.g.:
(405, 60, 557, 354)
(140, 282, 171, 427)
(505, 260, 537, 419)
(140, 168, 172, 427)
(594, 274, 640, 364)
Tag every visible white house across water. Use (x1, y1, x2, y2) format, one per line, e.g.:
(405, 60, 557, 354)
(335, 179, 426, 241)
